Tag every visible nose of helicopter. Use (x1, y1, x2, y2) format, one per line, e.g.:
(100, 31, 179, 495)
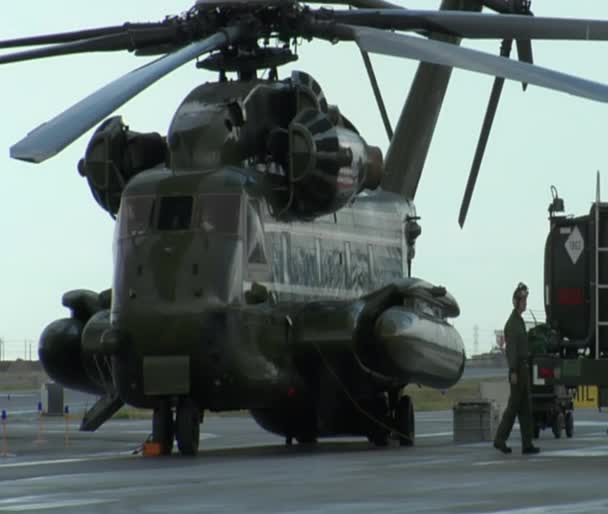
(112, 229, 245, 312)
(109, 208, 247, 406)
(108, 303, 233, 407)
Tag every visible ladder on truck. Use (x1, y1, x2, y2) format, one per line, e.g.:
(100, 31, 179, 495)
(594, 171, 608, 360)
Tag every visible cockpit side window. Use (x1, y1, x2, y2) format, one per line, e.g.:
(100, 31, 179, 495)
(118, 196, 155, 239)
(247, 200, 267, 264)
(157, 196, 193, 231)
(198, 194, 241, 234)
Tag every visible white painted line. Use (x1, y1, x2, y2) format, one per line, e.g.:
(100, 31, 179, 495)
(471, 498, 608, 514)
(0, 499, 114, 511)
(568, 421, 608, 427)
(542, 445, 608, 458)
(0, 451, 132, 469)
(0, 433, 219, 468)
(0, 458, 88, 469)
(416, 431, 452, 438)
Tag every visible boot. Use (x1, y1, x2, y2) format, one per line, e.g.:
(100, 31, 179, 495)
(493, 441, 512, 454)
(522, 445, 540, 455)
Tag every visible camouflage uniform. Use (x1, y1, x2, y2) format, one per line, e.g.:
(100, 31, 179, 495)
(494, 308, 535, 451)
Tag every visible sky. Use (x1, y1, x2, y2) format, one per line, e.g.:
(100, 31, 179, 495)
(1, 0, 608, 360)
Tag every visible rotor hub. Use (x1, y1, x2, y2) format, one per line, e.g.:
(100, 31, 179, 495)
(197, 46, 297, 74)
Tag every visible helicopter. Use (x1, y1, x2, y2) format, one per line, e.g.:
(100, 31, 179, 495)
(4, 0, 608, 456)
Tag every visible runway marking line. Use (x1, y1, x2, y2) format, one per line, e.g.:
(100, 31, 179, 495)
(416, 431, 452, 439)
(0, 452, 132, 469)
(0, 498, 114, 511)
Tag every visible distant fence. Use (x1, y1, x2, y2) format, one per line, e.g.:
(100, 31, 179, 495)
(0, 340, 38, 361)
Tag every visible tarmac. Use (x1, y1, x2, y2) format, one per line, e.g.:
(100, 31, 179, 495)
(2, 388, 608, 513)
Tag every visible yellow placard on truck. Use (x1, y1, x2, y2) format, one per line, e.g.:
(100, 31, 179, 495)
(574, 385, 598, 408)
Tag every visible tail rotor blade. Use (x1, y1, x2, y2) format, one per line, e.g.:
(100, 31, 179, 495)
(458, 39, 512, 228)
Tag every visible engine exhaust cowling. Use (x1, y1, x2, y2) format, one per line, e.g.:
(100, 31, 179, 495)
(271, 108, 382, 221)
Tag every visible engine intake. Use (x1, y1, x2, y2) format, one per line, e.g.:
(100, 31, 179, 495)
(78, 116, 166, 216)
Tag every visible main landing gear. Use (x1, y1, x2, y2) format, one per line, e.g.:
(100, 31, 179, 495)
(368, 392, 415, 447)
(395, 395, 415, 447)
(152, 397, 203, 456)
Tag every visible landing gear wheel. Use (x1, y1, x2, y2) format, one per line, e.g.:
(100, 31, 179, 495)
(296, 434, 318, 445)
(396, 395, 415, 447)
(368, 431, 390, 447)
(565, 411, 574, 438)
(367, 393, 390, 447)
(552, 412, 564, 439)
(176, 398, 201, 456)
(152, 401, 174, 455)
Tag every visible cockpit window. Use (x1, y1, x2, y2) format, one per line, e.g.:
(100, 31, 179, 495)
(198, 194, 241, 234)
(157, 196, 193, 231)
(118, 196, 155, 239)
(247, 200, 267, 264)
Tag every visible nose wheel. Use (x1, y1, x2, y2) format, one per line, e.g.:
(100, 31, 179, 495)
(152, 400, 174, 455)
(152, 397, 203, 456)
(175, 397, 202, 456)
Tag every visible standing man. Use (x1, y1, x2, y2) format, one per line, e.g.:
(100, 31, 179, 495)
(493, 282, 540, 455)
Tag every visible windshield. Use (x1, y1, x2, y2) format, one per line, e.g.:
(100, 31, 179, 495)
(118, 196, 155, 239)
(157, 196, 193, 231)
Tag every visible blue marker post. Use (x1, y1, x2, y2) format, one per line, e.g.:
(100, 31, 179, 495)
(36, 401, 45, 444)
(64, 405, 70, 448)
(1, 410, 7, 457)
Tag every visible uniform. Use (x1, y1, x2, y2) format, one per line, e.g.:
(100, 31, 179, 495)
(493, 283, 540, 455)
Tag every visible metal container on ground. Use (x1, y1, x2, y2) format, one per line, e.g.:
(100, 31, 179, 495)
(453, 400, 498, 443)
(40, 382, 64, 416)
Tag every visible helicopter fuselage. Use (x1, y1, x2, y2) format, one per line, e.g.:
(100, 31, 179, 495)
(107, 164, 465, 410)
(39, 73, 464, 440)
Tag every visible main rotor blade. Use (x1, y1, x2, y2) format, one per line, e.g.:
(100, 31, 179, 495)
(0, 33, 135, 65)
(360, 50, 393, 140)
(380, 0, 480, 200)
(331, 10, 608, 40)
(350, 27, 608, 103)
(10, 29, 239, 163)
(0, 24, 159, 49)
(310, 0, 402, 8)
(458, 39, 512, 228)
(0, 26, 184, 65)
